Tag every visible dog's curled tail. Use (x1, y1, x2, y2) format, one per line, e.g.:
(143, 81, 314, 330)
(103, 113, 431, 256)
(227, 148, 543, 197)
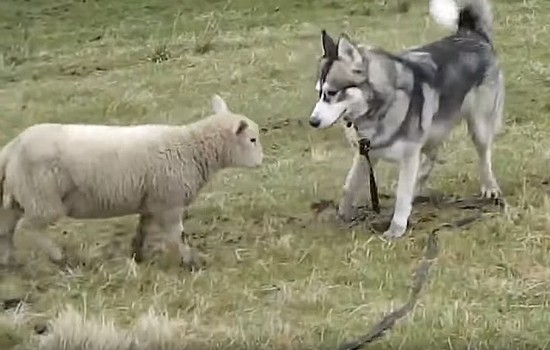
(429, 0, 493, 42)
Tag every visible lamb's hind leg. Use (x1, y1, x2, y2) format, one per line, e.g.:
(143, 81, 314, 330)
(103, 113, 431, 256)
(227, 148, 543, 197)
(18, 197, 66, 266)
(16, 173, 69, 267)
(19, 215, 65, 266)
(0, 208, 22, 268)
(131, 214, 152, 263)
(155, 208, 205, 271)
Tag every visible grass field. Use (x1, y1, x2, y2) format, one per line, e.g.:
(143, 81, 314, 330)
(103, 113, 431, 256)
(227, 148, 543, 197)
(1, 0, 550, 349)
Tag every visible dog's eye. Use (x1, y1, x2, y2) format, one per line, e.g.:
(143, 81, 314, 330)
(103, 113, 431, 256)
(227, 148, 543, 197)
(250, 138, 256, 143)
(325, 90, 337, 98)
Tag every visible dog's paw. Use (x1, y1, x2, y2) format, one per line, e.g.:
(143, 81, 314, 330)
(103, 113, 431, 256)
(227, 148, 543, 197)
(481, 184, 501, 199)
(382, 221, 407, 240)
(337, 206, 358, 223)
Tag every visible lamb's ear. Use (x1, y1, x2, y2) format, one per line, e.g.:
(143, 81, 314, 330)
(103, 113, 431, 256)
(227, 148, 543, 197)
(235, 120, 248, 135)
(321, 29, 337, 58)
(212, 94, 229, 114)
(337, 35, 363, 66)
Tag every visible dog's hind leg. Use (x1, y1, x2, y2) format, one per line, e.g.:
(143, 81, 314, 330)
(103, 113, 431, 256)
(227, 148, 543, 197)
(414, 147, 439, 198)
(466, 78, 504, 199)
(468, 126, 501, 198)
(338, 153, 376, 222)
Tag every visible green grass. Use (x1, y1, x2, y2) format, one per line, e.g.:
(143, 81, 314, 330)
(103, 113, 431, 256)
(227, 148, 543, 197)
(1, 0, 550, 349)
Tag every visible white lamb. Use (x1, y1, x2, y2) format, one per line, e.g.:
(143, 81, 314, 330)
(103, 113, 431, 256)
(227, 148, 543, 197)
(0, 94, 263, 271)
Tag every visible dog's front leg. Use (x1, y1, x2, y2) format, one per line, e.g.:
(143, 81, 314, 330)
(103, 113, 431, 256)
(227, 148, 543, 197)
(383, 150, 421, 239)
(338, 153, 373, 222)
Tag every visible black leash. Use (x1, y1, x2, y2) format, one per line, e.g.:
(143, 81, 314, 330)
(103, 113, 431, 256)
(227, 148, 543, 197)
(333, 199, 506, 350)
(335, 230, 439, 350)
(358, 137, 380, 214)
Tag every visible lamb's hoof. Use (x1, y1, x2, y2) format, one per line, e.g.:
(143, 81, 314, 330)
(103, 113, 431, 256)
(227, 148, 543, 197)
(382, 222, 407, 240)
(130, 245, 144, 263)
(131, 251, 144, 263)
(481, 185, 501, 199)
(49, 255, 66, 267)
(50, 254, 80, 271)
(181, 249, 206, 272)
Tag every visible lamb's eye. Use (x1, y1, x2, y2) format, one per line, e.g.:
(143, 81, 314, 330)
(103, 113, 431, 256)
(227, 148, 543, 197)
(250, 138, 256, 143)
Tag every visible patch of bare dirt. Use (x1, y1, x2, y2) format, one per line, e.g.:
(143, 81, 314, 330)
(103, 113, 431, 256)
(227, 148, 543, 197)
(310, 193, 506, 234)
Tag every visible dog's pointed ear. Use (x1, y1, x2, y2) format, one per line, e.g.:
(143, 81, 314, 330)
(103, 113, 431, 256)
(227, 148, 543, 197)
(321, 29, 337, 58)
(212, 94, 229, 114)
(337, 35, 363, 65)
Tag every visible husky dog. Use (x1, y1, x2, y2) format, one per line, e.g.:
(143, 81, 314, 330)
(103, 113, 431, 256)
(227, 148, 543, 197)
(308, 0, 504, 239)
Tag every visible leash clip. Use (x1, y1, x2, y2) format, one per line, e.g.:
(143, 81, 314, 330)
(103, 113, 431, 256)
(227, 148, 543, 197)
(358, 138, 371, 156)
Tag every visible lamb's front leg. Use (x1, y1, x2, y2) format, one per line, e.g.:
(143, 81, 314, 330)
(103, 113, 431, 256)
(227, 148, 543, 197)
(19, 216, 66, 266)
(0, 209, 21, 268)
(179, 228, 205, 271)
(383, 150, 421, 239)
(157, 208, 205, 271)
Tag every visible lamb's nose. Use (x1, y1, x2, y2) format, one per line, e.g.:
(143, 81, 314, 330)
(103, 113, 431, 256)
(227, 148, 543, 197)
(309, 117, 321, 128)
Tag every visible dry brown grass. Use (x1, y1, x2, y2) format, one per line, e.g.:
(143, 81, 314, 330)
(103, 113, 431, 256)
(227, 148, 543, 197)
(1, 0, 550, 349)
(36, 306, 194, 350)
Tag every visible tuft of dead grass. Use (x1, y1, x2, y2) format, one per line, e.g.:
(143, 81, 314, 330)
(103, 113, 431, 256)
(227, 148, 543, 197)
(192, 12, 221, 55)
(37, 306, 193, 350)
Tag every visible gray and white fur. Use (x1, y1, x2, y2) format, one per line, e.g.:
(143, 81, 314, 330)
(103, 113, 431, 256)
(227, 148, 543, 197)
(308, 0, 504, 239)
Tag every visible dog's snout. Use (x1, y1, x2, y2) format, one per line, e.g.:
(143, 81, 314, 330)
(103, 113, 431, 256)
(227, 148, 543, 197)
(309, 117, 321, 128)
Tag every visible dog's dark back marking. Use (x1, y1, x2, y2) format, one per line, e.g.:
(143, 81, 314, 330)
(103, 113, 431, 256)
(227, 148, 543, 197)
(458, 6, 491, 43)
(411, 33, 491, 117)
(367, 34, 493, 150)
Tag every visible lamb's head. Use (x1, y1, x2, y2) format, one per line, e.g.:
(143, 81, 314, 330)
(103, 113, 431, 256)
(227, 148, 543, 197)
(211, 94, 264, 168)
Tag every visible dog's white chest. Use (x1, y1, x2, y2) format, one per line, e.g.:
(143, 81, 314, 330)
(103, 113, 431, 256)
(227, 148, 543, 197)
(370, 140, 414, 163)
(343, 124, 416, 163)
